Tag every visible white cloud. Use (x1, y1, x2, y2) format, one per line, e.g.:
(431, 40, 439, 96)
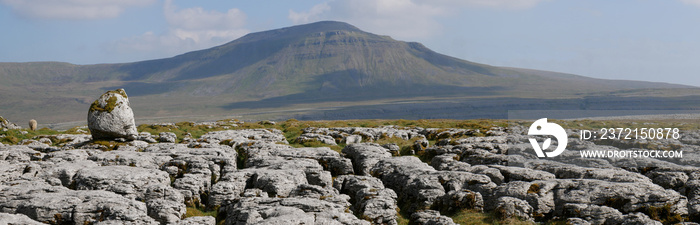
(108, 0, 249, 59)
(290, 0, 446, 39)
(288, 0, 547, 40)
(417, 0, 547, 10)
(0, 0, 156, 20)
(680, 0, 700, 7)
(289, 2, 330, 24)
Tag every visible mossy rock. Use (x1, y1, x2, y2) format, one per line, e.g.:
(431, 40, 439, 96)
(89, 89, 128, 113)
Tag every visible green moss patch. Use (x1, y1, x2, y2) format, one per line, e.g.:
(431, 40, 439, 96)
(90, 95, 121, 113)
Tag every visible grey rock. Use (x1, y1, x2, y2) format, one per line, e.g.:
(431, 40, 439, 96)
(685, 180, 700, 220)
(144, 184, 186, 224)
(37, 137, 52, 145)
(490, 181, 556, 216)
(289, 184, 351, 208)
(342, 143, 392, 176)
(176, 216, 216, 225)
(566, 218, 592, 225)
(248, 169, 309, 198)
(0, 145, 43, 162)
(74, 165, 170, 200)
(562, 203, 623, 225)
(248, 156, 332, 188)
(46, 149, 90, 162)
(494, 196, 533, 222)
(431, 154, 469, 170)
(0, 180, 157, 224)
(370, 157, 443, 212)
(242, 188, 270, 198)
(435, 190, 484, 214)
(646, 170, 689, 190)
(371, 156, 494, 213)
(489, 165, 556, 182)
(0, 116, 21, 130)
(468, 165, 505, 185)
(18, 139, 52, 152)
(209, 172, 251, 206)
(334, 175, 398, 225)
(87, 89, 138, 140)
(527, 160, 652, 183)
(409, 210, 456, 225)
(614, 212, 662, 225)
(305, 126, 424, 142)
(198, 129, 288, 146)
(382, 143, 401, 155)
(38, 160, 99, 187)
(0, 212, 44, 224)
(423, 128, 480, 141)
(222, 197, 368, 225)
(460, 148, 511, 166)
(343, 134, 363, 145)
(138, 132, 157, 143)
(296, 133, 337, 145)
(155, 150, 235, 207)
(159, 132, 177, 143)
(213, 168, 309, 202)
(87, 150, 171, 169)
(554, 179, 687, 216)
(52, 134, 92, 148)
(240, 142, 353, 175)
(0, 161, 27, 183)
(413, 138, 429, 152)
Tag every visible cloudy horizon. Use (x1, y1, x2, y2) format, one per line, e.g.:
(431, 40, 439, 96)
(1, 0, 699, 86)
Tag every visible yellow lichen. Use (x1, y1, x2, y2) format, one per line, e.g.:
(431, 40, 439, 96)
(89, 92, 122, 113)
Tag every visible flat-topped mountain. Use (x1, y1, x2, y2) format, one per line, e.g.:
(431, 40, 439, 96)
(0, 21, 698, 126)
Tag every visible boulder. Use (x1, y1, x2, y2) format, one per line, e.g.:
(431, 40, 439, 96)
(333, 175, 398, 225)
(87, 89, 138, 140)
(490, 181, 557, 217)
(296, 133, 337, 145)
(73, 166, 171, 200)
(0, 116, 21, 130)
(554, 179, 688, 216)
(614, 212, 662, 225)
(343, 134, 363, 145)
(222, 197, 369, 225)
(342, 143, 392, 176)
(159, 132, 178, 143)
(494, 196, 533, 222)
(562, 203, 623, 225)
(0, 212, 44, 224)
(144, 184, 186, 224)
(371, 156, 494, 213)
(0, 180, 157, 224)
(198, 129, 288, 146)
(177, 216, 216, 225)
(409, 210, 456, 225)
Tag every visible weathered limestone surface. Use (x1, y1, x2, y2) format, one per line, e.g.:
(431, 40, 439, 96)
(0, 123, 698, 224)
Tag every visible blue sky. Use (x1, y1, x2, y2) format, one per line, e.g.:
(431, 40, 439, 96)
(1, 0, 700, 86)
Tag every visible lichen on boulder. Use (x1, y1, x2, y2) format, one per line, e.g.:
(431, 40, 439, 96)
(87, 89, 138, 140)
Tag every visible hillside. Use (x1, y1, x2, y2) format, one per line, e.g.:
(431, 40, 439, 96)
(0, 21, 698, 127)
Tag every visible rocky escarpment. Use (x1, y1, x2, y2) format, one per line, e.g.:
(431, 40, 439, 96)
(0, 120, 699, 224)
